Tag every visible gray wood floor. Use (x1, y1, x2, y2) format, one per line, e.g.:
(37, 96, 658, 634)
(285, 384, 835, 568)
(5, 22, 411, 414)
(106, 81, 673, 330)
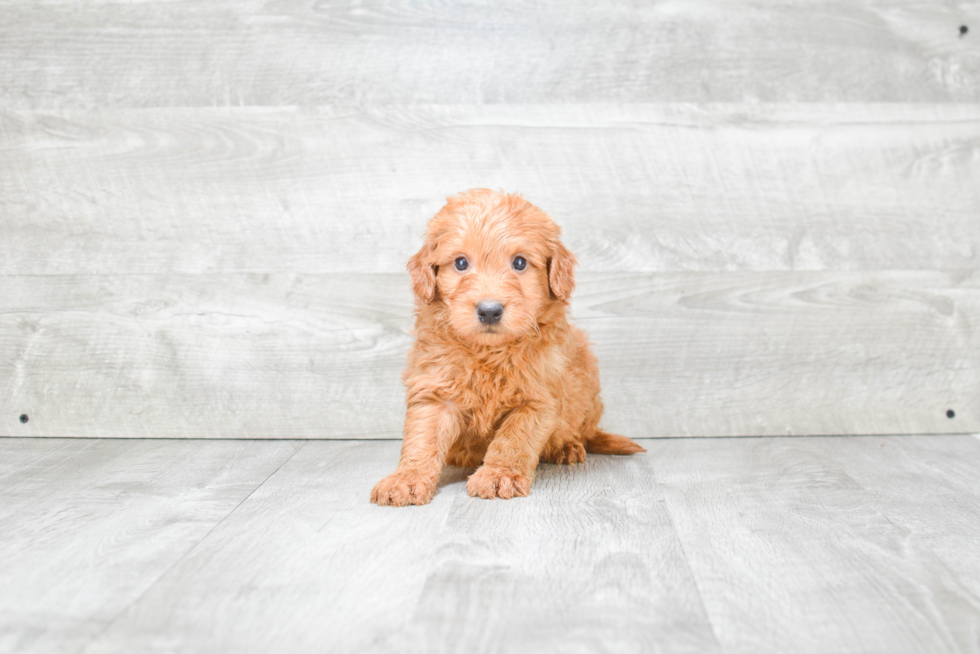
(2, 435, 979, 654)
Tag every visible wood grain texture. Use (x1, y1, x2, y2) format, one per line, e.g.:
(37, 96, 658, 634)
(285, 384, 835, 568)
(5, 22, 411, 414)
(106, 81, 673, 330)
(3, 437, 979, 653)
(81, 440, 720, 654)
(2, 4, 977, 443)
(825, 436, 980, 604)
(81, 441, 469, 654)
(382, 451, 720, 654)
(2, 270, 976, 439)
(650, 436, 980, 654)
(1, 273, 413, 439)
(582, 270, 980, 437)
(2, 104, 979, 275)
(0, 0, 977, 109)
(0, 437, 302, 654)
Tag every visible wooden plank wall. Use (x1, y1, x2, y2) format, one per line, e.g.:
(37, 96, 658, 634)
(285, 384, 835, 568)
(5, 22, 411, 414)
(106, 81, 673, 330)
(1, 0, 978, 438)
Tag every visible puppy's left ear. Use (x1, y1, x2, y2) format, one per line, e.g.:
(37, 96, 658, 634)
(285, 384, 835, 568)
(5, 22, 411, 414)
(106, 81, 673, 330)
(548, 240, 577, 301)
(407, 243, 437, 304)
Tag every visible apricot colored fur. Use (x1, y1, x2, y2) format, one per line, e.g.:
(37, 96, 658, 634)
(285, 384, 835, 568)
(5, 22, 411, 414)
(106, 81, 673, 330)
(371, 189, 644, 506)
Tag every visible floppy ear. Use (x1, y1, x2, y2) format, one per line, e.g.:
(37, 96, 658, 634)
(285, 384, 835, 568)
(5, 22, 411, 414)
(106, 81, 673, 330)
(407, 243, 437, 304)
(547, 239, 577, 301)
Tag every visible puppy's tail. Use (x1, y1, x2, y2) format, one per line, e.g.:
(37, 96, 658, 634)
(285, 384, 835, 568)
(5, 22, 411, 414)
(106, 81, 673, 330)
(585, 430, 646, 455)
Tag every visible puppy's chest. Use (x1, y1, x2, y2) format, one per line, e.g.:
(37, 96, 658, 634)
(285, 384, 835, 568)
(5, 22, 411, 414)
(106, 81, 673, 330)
(454, 357, 514, 396)
(448, 354, 556, 436)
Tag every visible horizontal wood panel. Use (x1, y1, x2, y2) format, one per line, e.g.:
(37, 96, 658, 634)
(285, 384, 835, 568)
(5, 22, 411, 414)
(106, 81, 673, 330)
(2, 104, 979, 275)
(0, 0, 977, 108)
(1, 273, 415, 439)
(2, 271, 976, 438)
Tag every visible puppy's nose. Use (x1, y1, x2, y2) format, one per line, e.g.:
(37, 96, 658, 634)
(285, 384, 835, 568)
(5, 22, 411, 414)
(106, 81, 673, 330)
(477, 300, 504, 325)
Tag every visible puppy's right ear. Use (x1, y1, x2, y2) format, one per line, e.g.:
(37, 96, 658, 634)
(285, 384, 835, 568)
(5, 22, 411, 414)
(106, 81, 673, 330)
(407, 243, 437, 304)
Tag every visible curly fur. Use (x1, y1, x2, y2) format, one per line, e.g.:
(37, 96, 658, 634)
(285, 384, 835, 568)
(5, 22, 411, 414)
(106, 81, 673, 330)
(371, 189, 644, 506)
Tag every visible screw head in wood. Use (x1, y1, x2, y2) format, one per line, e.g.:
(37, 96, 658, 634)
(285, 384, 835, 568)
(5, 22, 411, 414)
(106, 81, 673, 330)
(19, 414, 29, 423)
(960, 25, 969, 36)
(946, 409, 956, 419)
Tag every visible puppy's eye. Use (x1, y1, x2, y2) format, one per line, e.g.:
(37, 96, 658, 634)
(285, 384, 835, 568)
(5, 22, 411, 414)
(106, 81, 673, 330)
(512, 256, 527, 271)
(454, 257, 468, 272)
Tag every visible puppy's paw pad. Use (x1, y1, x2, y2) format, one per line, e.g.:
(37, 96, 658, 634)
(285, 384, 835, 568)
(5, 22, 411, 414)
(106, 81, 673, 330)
(371, 471, 435, 507)
(466, 466, 531, 500)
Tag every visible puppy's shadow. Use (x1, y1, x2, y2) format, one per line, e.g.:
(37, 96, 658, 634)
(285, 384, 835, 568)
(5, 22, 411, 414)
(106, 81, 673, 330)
(435, 460, 590, 499)
(436, 465, 473, 492)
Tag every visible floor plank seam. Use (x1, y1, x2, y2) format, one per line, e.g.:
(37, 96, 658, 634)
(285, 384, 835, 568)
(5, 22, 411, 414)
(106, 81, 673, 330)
(75, 440, 309, 653)
(648, 465, 726, 653)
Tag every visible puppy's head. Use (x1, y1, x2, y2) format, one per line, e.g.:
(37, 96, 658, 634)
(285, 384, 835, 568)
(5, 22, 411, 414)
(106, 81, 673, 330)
(408, 189, 576, 344)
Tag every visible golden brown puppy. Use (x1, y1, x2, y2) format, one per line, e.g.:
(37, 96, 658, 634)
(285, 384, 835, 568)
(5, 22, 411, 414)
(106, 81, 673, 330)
(371, 189, 644, 506)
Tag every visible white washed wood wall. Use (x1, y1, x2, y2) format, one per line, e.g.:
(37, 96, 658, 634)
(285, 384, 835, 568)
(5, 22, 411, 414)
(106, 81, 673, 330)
(1, 0, 978, 438)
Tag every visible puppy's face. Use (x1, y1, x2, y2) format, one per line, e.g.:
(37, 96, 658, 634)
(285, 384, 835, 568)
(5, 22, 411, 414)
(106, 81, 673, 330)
(409, 190, 576, 345)
(435, 225, 548, 344)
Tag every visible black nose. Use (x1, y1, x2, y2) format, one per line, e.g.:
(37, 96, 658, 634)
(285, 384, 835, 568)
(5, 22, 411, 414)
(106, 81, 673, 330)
(477, 300, 504, 325)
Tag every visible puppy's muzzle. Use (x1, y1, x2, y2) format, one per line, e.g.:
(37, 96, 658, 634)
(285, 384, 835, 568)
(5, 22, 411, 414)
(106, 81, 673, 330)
(477, 300, 504, 325)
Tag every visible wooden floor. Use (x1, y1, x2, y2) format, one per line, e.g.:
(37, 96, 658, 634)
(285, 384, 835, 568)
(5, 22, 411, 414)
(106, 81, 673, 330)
(3, 435, 980, 654)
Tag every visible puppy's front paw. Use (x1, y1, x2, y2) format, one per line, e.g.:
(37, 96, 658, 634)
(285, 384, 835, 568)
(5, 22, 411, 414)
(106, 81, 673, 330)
(371, 470, 436, 507)
(466, 466, 531, 500)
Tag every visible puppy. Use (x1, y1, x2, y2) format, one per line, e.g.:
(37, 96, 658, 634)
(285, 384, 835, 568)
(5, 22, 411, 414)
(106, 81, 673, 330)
(371, 189, 644, 506)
